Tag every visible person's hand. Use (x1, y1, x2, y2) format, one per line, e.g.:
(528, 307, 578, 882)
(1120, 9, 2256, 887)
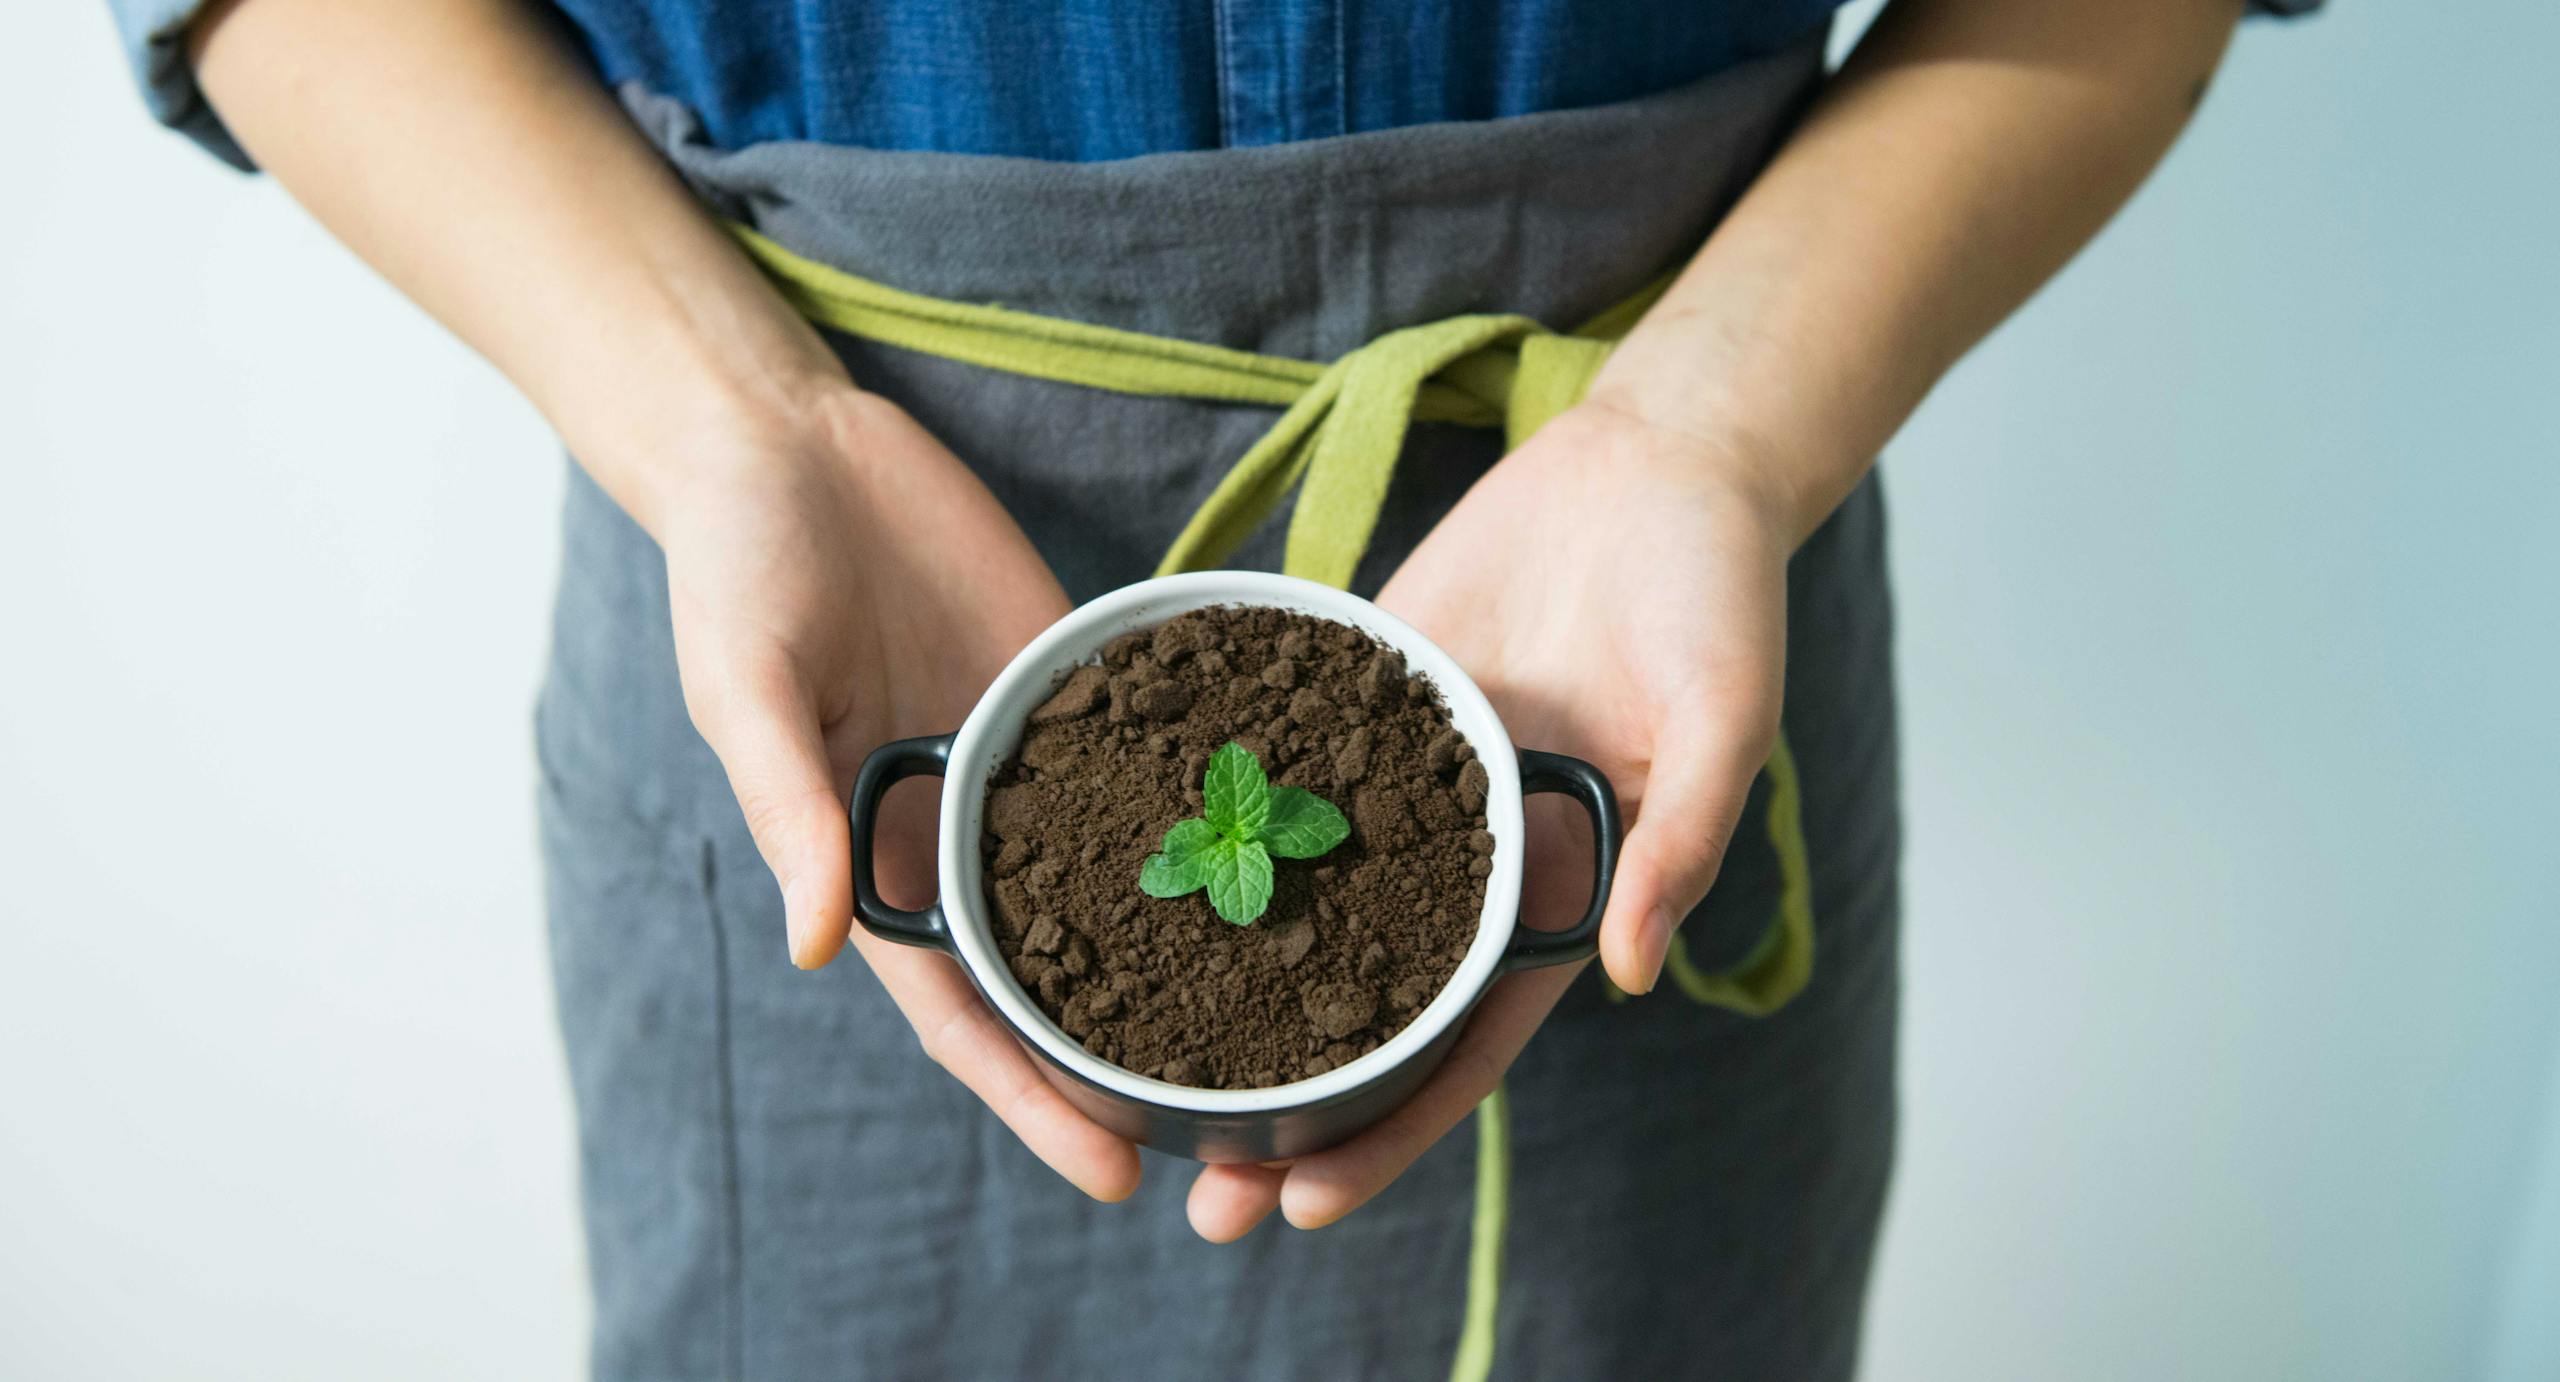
(653, 386, 1144, 1203)
(1184, 399, 1796, 1238)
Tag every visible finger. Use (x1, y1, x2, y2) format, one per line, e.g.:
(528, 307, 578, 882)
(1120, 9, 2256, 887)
(1277, 964, 1577, 1229)
(860, 933, 1145, 1202)
(687, 656, 855, 970)
(1600, 713, 1773, 995)
(1186, 1162, 1286, 1242)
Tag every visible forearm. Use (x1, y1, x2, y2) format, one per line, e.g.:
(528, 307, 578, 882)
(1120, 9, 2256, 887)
(1590, 0, 2242, 540)
(187, 0, 845, 531)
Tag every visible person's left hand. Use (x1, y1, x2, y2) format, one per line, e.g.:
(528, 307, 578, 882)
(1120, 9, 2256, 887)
(1183, 398, 1800, 1239)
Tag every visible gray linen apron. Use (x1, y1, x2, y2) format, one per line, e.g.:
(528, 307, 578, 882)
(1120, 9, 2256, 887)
(537, 31, 1899, 1380)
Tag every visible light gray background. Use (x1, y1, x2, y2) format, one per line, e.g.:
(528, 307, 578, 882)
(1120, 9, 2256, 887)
(3, 2, 2552, 1378)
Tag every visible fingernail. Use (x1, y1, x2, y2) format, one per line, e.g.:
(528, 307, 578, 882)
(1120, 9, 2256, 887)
(781, 875, 818, 968)
(1635, 906, 1673, 995)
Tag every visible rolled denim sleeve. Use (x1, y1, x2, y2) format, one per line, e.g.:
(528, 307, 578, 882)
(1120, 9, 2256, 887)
(108, 0, 254, 171)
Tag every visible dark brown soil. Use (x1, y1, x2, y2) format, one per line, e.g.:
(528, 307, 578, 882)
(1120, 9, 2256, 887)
(981, 605, 1493, 1089)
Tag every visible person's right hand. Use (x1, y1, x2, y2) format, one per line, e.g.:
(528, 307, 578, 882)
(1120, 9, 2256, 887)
(652, 386, 1143, 1203)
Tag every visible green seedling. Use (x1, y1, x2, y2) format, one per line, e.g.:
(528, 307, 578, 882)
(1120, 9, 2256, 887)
(1139, 741, 1350, 925)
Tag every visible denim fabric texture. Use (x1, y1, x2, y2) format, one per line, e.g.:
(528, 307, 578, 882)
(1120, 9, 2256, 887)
(106, 0, 252, 168)
(552, 0, 1842, 159)
(111, 0, 2324, 170)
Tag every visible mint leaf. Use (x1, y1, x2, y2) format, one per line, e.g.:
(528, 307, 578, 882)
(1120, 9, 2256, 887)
(1204, 838, 1274, 925)
(1202, 741, 1269, 839)
(1259, 786, 1351, 859)
(1136, 740, 1350, 925)
(1139, 817, 1224, 897)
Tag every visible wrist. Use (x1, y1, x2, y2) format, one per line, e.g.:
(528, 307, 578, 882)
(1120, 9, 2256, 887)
(1567, 386, 1841, 551)
(1583, 308, 1886, 548)
(559, 340, 860, 539)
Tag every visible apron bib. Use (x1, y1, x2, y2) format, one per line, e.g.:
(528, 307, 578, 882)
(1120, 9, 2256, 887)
(539, 33, 1901, 1380)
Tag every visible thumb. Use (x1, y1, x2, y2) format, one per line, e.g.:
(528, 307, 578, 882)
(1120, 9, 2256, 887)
(688, 659, 854, 970)
(1599, 713, 1774, 995)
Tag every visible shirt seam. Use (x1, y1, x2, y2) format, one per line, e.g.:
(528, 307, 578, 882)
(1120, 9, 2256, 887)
(1331, 0, 1348, 138)
(1212, 0, 1236, 148)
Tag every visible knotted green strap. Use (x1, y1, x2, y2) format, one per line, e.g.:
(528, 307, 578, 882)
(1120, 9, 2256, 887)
(736, 227, 1620, 590)
(734, 223, 1817, 1380)
(1160, 318, 1615, 586)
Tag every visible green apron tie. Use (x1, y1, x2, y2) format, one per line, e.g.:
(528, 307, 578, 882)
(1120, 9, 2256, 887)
(735, 223, 1817, 1381)
(1161, 316, 1616, 586)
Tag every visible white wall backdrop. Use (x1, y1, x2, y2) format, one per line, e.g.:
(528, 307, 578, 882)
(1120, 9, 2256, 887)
(4, 2, 2551, 1379)
(3, 9, 580, 1378)
(1835, 2, 2560, 1378)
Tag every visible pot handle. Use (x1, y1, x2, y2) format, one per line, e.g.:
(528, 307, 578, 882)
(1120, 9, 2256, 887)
(848, 732, 958, 952)
(1500, 749, 1624, 972)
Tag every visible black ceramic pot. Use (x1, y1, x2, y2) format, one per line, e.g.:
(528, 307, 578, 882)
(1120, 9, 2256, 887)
(848, 572, 1619, 1163)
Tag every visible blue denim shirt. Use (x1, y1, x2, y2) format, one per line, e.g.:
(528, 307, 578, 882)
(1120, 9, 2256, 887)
(547, 0, 1841, 160)
(112, 0, 2321, 171)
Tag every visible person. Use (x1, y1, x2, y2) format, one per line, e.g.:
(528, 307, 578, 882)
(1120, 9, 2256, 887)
(108, 0, 2315, 1376)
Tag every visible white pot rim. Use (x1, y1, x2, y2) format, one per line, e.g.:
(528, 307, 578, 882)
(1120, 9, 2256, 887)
(938, 571, 1526, 1114)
